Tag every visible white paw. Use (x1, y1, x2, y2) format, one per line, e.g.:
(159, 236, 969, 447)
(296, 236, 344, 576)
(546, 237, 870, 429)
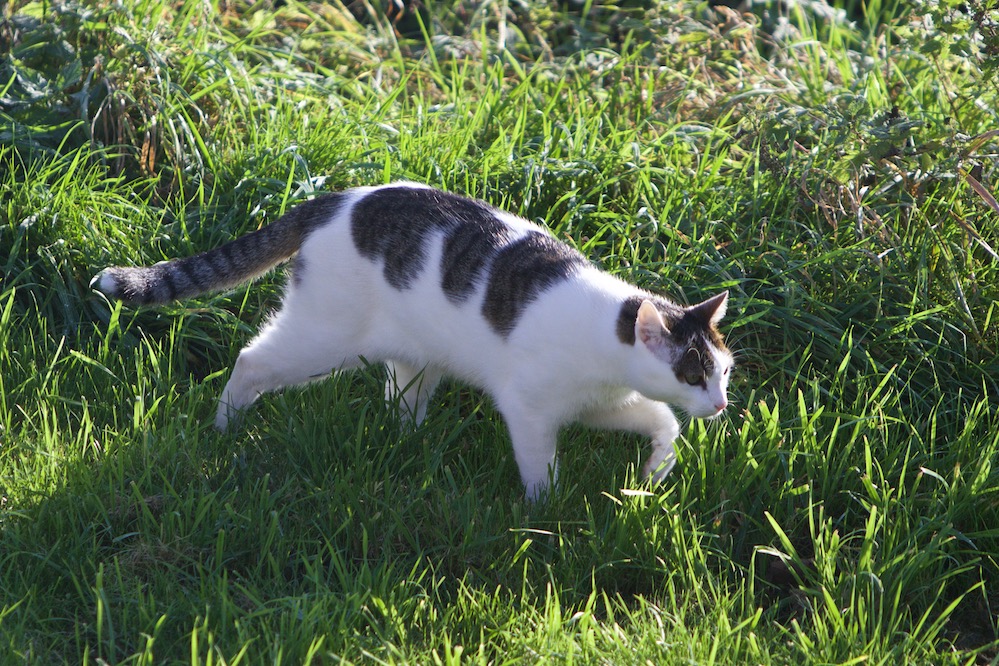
(643, 446, 677, 484)
(214, 403, 232, 432)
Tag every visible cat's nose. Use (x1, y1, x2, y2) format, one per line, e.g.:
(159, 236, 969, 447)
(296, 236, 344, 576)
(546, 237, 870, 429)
(714, 399, 728, 413)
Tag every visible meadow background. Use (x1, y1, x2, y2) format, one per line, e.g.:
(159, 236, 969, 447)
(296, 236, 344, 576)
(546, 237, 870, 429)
(2, 0, 999, 662)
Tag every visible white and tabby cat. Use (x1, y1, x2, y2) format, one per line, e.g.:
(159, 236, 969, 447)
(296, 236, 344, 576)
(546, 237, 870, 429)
(93, 183, 733, 499)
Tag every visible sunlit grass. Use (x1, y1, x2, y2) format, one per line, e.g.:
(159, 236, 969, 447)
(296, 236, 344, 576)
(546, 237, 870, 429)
(1, 0, 997, 662)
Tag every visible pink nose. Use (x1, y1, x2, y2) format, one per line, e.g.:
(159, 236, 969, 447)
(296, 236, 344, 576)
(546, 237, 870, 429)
(714, 400, 728, 413)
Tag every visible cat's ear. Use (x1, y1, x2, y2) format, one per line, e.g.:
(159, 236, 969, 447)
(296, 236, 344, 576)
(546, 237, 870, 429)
(636, 300, 670, 347)
(692, 291, 728, 326)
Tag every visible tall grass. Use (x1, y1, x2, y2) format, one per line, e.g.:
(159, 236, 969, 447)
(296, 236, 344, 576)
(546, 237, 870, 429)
(2, 0, 998, 662)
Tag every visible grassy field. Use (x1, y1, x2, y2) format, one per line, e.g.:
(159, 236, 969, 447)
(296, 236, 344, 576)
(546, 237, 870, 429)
(2, 0, 999, 662)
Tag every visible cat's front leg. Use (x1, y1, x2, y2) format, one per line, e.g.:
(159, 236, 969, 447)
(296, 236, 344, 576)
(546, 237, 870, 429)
(643, 431, 679, 483)
(498, 400, 560, 501)
(580, 395, 681, 484)
(384, 361, 444, 425)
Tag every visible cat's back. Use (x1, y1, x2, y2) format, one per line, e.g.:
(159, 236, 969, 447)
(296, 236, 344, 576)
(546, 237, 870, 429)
(293, 184, 612, 378)
(300, 183, 575, 308)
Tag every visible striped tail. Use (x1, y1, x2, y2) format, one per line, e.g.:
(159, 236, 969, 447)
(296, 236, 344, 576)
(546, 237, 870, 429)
(91, 194, 344, 305)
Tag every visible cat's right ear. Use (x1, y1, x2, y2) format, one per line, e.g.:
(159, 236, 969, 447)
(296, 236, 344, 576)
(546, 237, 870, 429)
(692, 290, 728, 326)
(636, 300, 669, 348)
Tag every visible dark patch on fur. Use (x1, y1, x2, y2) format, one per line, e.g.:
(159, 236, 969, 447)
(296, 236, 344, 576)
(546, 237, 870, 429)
(616, 296, 643, 346)
(669, 306, 729, 383)
(159, 268, 180, 303)
(441, 217, 511, 302)
(617, 294, 727, 383)
(216, 242, 239, 274)
(176, 260, 201, 291)
(672, 346, 711, 385)
(291, 254, 306, 286)
(616, 295, 683, 345)
(671, 304, 727, 351)
(351, 187, 503, 292)
(482, 232, 587, 337)
(352, 187, 586, 335)
(280, 193, 347, 235)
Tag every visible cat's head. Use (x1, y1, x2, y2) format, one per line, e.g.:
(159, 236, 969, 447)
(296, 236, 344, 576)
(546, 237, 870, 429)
(622, 291, 733, 418)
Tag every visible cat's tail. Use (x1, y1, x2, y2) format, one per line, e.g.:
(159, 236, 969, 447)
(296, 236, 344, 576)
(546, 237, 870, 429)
(91, 194, 344, 305)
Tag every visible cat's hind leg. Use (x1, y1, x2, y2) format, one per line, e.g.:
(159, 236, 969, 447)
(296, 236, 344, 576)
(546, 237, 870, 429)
(580, 395, 681, 483)
(215, 315, 363, 431)
(384, 361, 443, 425)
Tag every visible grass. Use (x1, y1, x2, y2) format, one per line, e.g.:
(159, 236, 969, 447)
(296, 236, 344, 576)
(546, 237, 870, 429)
(2, 0, 998, 662)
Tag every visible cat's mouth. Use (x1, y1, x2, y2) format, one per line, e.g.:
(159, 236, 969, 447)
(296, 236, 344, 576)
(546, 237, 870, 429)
(687, 403, 728, 420)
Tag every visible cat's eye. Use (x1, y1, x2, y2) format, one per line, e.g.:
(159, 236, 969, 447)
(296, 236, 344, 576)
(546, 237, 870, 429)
(684, 372, 704, 386)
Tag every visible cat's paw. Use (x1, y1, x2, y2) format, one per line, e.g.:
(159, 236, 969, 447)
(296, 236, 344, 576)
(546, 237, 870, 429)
(215, 403, 234, 432)
(642, 443, 677, 483)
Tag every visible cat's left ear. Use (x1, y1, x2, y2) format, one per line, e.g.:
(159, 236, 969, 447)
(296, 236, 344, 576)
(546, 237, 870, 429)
(636, 300, 670, 347)
(692, 291, 728, 326)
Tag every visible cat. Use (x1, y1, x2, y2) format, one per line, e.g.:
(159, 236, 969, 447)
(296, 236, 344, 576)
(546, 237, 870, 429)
(92, 182, 733, 500)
